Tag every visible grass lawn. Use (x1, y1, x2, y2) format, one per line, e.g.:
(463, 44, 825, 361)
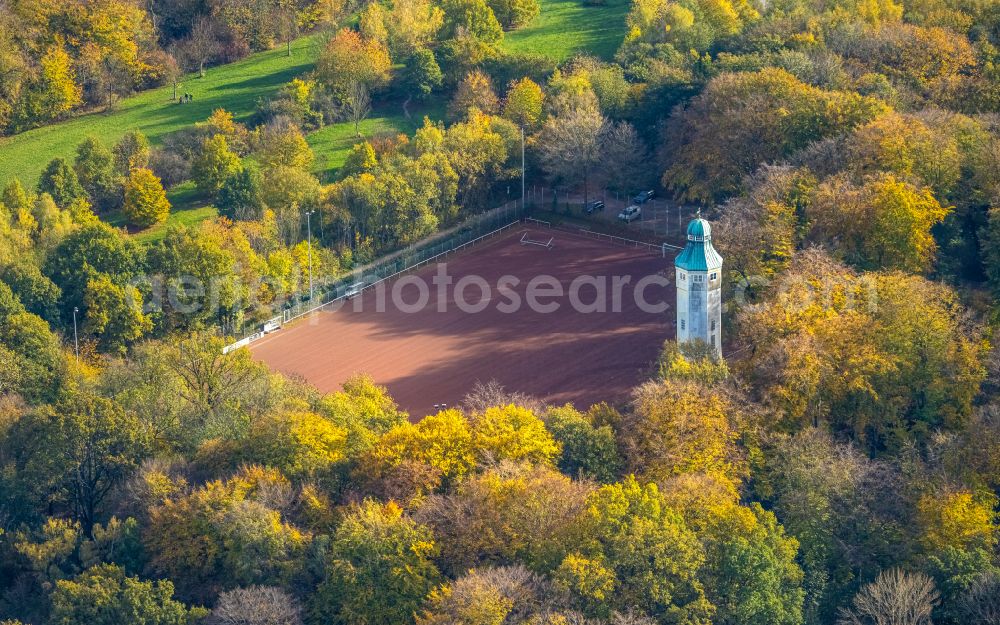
(1, 0, 629, 240)
(0, 34, 325, 191)
(134, 205, 220, 244)
(502, 0, 631, 61)
(104, 181, 219, 243)
(308, 100, 446, 182)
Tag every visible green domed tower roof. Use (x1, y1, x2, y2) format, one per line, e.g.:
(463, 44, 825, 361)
(675, 214, 723, 272)
(687, 218, 710, 238)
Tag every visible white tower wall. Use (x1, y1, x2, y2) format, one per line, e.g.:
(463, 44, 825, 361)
(675, 269, 722, 352)
(674, 217, 723, 354)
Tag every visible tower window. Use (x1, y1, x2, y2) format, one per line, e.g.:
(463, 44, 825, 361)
(710, 272, 717, 280)
(680, 319, 686, 330)
(694, 275, 703, 283)
(711, 320, 716, 331)
(680, 273, 686, 281)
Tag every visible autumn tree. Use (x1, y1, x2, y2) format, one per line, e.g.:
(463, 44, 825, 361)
(830, 24, 974, 95)
(738, 250, 984, 449)
(254, 121, 315, 170)
(114, 130, 152, 177)
(419, 566, 567, 624)
(218, 165, 267, 221)
(361, 0, 445, 56)
(161, 332, 274, 438)
(663, 68, 886, 202)
(316, 29, 392, 102)
(837, 569, 939, 625)
(474, 404, 561, 463)
(841, 112, 961, 197)
(315, 374, 408, 455)
(624, 0, 759, 51)
(662, 474, 805, 625)
(98, 334, 276, 453)
(915, 489, 998, 556)
(123, 168, 170, 227)
(50, 563, 203, 625)
(488, 0, 540, 29)
(544, 404, 622, 483)
(402, 49, 444, 100)
(192, 135, 242, 197)
(310, 500, 441, 625)
(15, 393, 150, 533)
(182, 17, 220, 78)
(344, 81, 372, 136)
(341, 142, 378, 177)
(2, 179, 34, 216)
(84, 273, 153, 352)
(502, 77, 545, 129)
(621, 380, 745, 486)
(209, 586, 303, 625)
(391, 0, 447, 53)
(145, 467, 308, 602)
(416, 463, 593, 573)
(536, 104, 607, 207)
(805, 173, 949, 272)
(714, 165, 812, 288)
(755, 428, 915, 623)
(448, 70, 500, 120)
(600, 121, 648, 194)
(38, 157, 87, 207)
(74, 136, 120, 210)
(569, 477, 714, 624)
(589, 64, 631, 117)
(439, 110, 509, 209)
(357, 409, 476, 498)
(274, 0, 300, 56)
(145, 226, 242, 331)
(261, 165, 324, 244)
(162, 50, 182, 101)
(440, 0, 504, 43)
(33, 44, 83, 123)
(656, 340, 730, 385)
(241, 410, 348, 481)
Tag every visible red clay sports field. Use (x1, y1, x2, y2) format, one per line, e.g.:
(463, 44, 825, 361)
(250, 225, 675, 418)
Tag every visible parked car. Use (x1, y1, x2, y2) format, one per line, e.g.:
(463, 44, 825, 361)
(618, 205, 642, 222)
(584, 200, 605, 214)
(632, 190, 655, 204)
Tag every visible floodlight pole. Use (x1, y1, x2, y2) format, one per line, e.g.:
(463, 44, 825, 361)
(306, 209, 314, 301)
(72, 307, 79, 361)
(521, 127, 526, 207)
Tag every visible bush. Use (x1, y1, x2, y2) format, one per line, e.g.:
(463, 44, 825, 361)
(217, 165, 266, 221)
(149, 149, 190, 188)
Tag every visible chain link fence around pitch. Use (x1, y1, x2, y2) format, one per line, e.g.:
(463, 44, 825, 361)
(223, 201, 526, 353)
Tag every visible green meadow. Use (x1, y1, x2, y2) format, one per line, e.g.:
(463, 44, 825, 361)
(0, 0, 628, 238)
(0, 35, 325, 191)
(502, 0, 630, 61)
(308, 101, 447, 182)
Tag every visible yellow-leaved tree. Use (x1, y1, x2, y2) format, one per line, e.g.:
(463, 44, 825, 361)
(738, 249, 984, 449)
(122, 168, 170, 227)
(503, 77, 545, 130)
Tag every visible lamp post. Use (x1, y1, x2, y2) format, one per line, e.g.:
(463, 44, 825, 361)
(306, 209, 314, 301)
(72, 307, 79, 361)
(521, 126, 526, 207)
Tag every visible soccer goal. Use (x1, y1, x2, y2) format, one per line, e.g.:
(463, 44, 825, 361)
(520, 232, 554, 249)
